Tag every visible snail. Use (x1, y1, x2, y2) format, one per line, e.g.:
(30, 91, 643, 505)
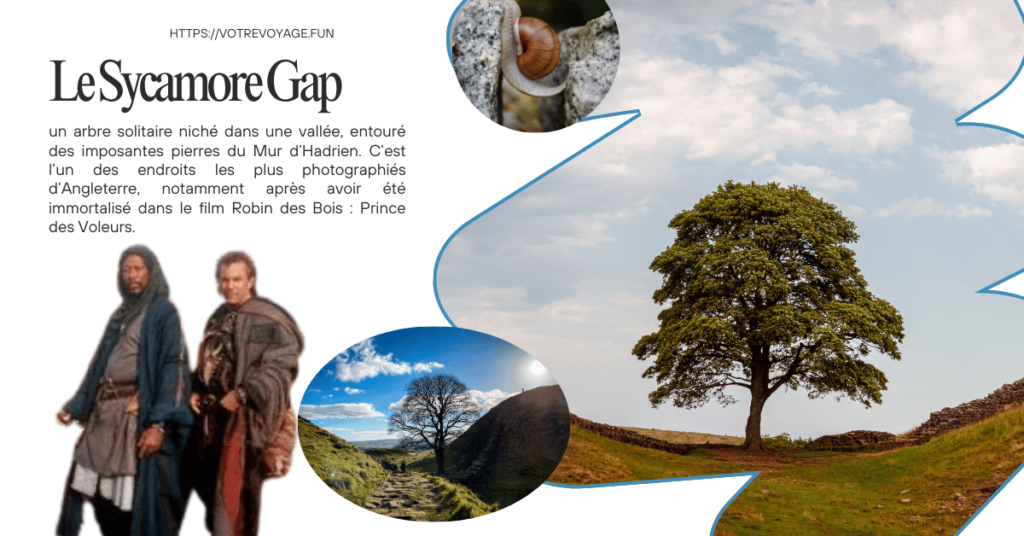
(496, 0, 566, 97)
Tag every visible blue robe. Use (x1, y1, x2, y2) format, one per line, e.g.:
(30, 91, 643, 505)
(58, 295, 193, 536)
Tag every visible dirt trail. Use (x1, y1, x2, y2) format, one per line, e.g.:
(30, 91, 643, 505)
(365, 472, 439, 520)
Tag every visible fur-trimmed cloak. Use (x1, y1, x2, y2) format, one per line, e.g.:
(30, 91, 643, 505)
(190, 297, 302, 536)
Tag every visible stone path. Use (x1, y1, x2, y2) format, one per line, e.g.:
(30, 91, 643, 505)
(364, 472, 439, 521)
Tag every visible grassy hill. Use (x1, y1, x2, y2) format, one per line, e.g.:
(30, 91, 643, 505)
(623, 427, 744, 446)
(549, 407, 1024, 535)
(410, 385, 570, 508)
(297, 416, 389, 506)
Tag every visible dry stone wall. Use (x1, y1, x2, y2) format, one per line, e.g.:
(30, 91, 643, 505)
(806, 430, 924, 451)
(910, 378, 1024, 438)
(571, 414, 713, 456)
(808, 377, 1024, 450)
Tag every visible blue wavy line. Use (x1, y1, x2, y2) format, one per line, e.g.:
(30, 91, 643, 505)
(432, 110, 642, 327)
(977, 265, 1024, 300)
(544, 472, 760, 536)
(955, 461, 1024, 535)
(954, 0, 1024, 140)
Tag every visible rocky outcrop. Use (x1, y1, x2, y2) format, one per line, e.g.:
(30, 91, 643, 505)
(539, 11, 620, 130)
(451, 0, 504, 122)
(910, 378, 1024, 438)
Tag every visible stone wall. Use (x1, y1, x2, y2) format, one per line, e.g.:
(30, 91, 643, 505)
(571, 413, 711, 456)
(806, 430, 924, 451)
(910, 378, 1024, 438)
(807, 377, 1024, 450)
(573, 377, 1024, 454)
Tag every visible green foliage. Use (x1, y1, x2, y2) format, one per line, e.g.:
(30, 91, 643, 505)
(297, 416, 389, 506)
(761, 433, 809, 451)
(633, 182, 904, 446)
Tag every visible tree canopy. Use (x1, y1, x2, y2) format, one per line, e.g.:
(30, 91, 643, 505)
(632, 182, 904, 450)
(388, 373, 481, 474)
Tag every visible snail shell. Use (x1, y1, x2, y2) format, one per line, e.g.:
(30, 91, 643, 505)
(496, 0, 566, 97)
(516, 17, 560, 80)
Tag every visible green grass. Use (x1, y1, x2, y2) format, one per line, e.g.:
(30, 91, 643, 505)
(423, 475, 497, 521)
(364, 447, 430, 466)
(623, 427, 745, 446)
(549, 407, 1024, 535)
(720, 407, 1024, 535)
(297, 417, 390, 506)
(549, 427, 747, 484)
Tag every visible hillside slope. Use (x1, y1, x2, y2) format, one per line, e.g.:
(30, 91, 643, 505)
(298, 416, 389, 506)
(549, 407, 1024, 535)
(413, 384, 571, 507)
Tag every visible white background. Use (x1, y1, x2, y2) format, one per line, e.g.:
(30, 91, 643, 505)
(0, 0, 1018, 534)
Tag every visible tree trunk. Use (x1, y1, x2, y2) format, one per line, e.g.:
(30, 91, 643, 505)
(742, 346, 771, 451)
(742, 391, 769, 451)
(435, 447, 446, 475)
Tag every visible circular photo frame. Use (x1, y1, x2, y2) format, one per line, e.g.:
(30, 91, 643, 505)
(451, 0, 620, 132)
(298, 327, 570, 521)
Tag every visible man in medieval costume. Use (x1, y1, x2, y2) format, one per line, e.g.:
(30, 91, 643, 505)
(57, 245, 193, 536)
(185, 251, 302, 536)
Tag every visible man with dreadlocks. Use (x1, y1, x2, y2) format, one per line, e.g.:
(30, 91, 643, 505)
(185, 251, 302, 536)
(57, 245, 192, 536)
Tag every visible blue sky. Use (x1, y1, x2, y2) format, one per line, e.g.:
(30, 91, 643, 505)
(436, 0, 1024, 440)
(298, 327, 556, 441)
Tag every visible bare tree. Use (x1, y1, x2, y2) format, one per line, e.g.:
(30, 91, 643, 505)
(388, 373, 481, 475)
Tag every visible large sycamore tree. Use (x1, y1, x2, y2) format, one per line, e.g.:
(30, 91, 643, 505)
(388, 373, 481, 474)
(633, 182, 904, 451)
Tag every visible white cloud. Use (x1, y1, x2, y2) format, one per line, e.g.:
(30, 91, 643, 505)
(388, 395, 408, 412)
(388, 390, 514, 413)
(874, 196, 992, 219)
(799, 82, 842, 97)
(613, 1, 762, 40)
(344, 387, 364, 395)
(703, 32, 739, 55)
(744, 0, 1024, 109)
(467, 389, 517, 410)
(299, 403, 385, 420)
(333, 387, 339, 391)
(308, 389, 321, 393)
(333, 338, 444, 382)
(844, 204, 866, 216)
(604, 54, 913, 162)
(413, 362, 444, 372)
(768, 163, 858, 193)
(932, 143, 1024, 210)
(616, 1, 1022, 110)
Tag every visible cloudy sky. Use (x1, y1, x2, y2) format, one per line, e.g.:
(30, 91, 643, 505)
(299, 327, 556, 441)
(437, 0, 1024, 440)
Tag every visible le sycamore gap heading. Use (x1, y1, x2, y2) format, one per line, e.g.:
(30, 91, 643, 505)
(51, 59, 343, 113)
